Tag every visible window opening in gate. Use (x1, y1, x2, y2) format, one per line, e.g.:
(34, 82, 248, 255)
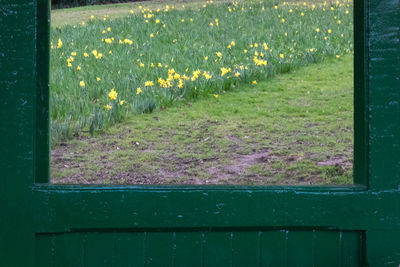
(48, 0, 355, 185)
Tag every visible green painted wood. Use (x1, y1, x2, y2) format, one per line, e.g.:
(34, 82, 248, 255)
(0, 0, 37, 266)
(203, 232, 233, 266)
(2, 0, 400, 264)
(366, 230, 400, 266)
(313, 230, 341, 266)
(287, 231, 314, 266)
(341, 231, 363, 266)
(33, 187, 399, 231)
(35, 235, 54, 267)
(231, 231, 260, 266)
(353, 0, 369, 186)
(53, 233, 85, 267)
(368, 0, 400, 190)
(261, 230, 287, 266)
(174, 232, 202, 267)
(145, 232, 174, 266)
(35, 0, 51, 183)
(85, 233, 115, 266)
(114, 233, 146, 266)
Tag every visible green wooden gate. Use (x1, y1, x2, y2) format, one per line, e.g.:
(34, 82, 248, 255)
(1, 0, 399, 265)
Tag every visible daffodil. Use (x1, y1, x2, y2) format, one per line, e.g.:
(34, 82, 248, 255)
(108, 88, 118, 100)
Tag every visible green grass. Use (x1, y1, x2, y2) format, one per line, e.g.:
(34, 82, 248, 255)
(51, 55, 353, 185)
(50, 0, 353, 144)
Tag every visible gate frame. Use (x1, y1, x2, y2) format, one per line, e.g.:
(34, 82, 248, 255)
(1, 0, 399, 265)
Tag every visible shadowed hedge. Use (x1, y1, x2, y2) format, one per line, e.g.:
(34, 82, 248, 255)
(52, 0, 146, 9)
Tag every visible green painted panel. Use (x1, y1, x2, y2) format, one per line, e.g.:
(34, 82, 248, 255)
(341, 231, 363, 266)
(203, 232, 233, 266)
(287, 231, 314, 266)
(313, 230, 341, 266)
(35, 235, 54, 267)
(261, 230, 287, 266)
(231, 231, 260, 266)
(53, 233, 85, 267)
(145, 232, 173, 266)
(85, 233, 115, 266)
(174, 232, 202, 267)
(34, 230, 362, 266)
(114, 233, 145, 266)
(366, 230, 400, 266)
(368, 0, 400, 190)
(33, 187, 400, 232)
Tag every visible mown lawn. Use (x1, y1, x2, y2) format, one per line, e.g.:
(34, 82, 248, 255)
(51, 55, 353, 185)
(50, 0, 353, 144)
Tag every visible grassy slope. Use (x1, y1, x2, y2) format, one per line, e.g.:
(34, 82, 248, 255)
(51, 0, 229, 27)
(51, 55, 353, 185)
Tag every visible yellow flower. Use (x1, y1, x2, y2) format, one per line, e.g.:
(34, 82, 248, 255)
(81, 21, 85, 26)
(136, 88, 142, 94)
(204, 56, 209, 61)
(96, 77, 101, 82)
(220, 67, 231, 76)
(213, 94, 219, 99)
(106, 104, 112, 110)
(71, 52, 77, 56)
(120, 100, 125, 105)
(76, 66, 81, 71)
(109, 50, 112, 54)
(107, 27, 111, 32)
(83, 52, 89, 57)
(145, 81, 154, 86)
(281, 18, 285, 23)
(67, 62, 72, 67)
(235, 72, 240, 77)
(338, 20, 342, 24)
(316, 28, 320, 33)
(244, 49, 248, 53)
(274, 5, 278, 9)
(156, 19, 160, 24)
(57, 38, 63, 48)
(130, 9, 134, 14)
(252, 80, 257, 85)
(181, 19, 185, 22)
(105, 38, 112, 44)
(150, 33, 154, 38)
(202, 71, 212, 80)
(328, 29, 332, 34)
(300, 12, 304, 16)
(108, 88, 118, 100)
(230, 41, 236, 46)
(79, 81, 85, 87)
(280, 53, 284, 58)
(139, 62, 144, 68)
(309, 48, 314, 52)
(90, 15, 94, 20)
(102, 30, 106, 34)
(216, 52, 222, 58)
(336, 55, 340, 58)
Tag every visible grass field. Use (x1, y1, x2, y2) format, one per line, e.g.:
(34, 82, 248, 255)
(51, 54, 353, 185)
(50, 0, 353, 144)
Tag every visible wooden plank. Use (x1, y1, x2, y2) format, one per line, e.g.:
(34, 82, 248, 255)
(114, 233, 146, 267)
(287, 230, 314, 266)
(85, 233, 115, 266)
(313, 230, 341, 267)
(34, 187, 400, 232)
(341, 231, 362, 266)
(203, 232, 232, 266)
(35, 235, 54, 267)
(53, 233, 85, 267)
(145, 232, 173, 266)
(261, 230, 287, 266)
(231, 231, 259, 266)
(366, 230, 400, 266)
(174, 232, 202, 267)
(368, 0, 400, 190)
